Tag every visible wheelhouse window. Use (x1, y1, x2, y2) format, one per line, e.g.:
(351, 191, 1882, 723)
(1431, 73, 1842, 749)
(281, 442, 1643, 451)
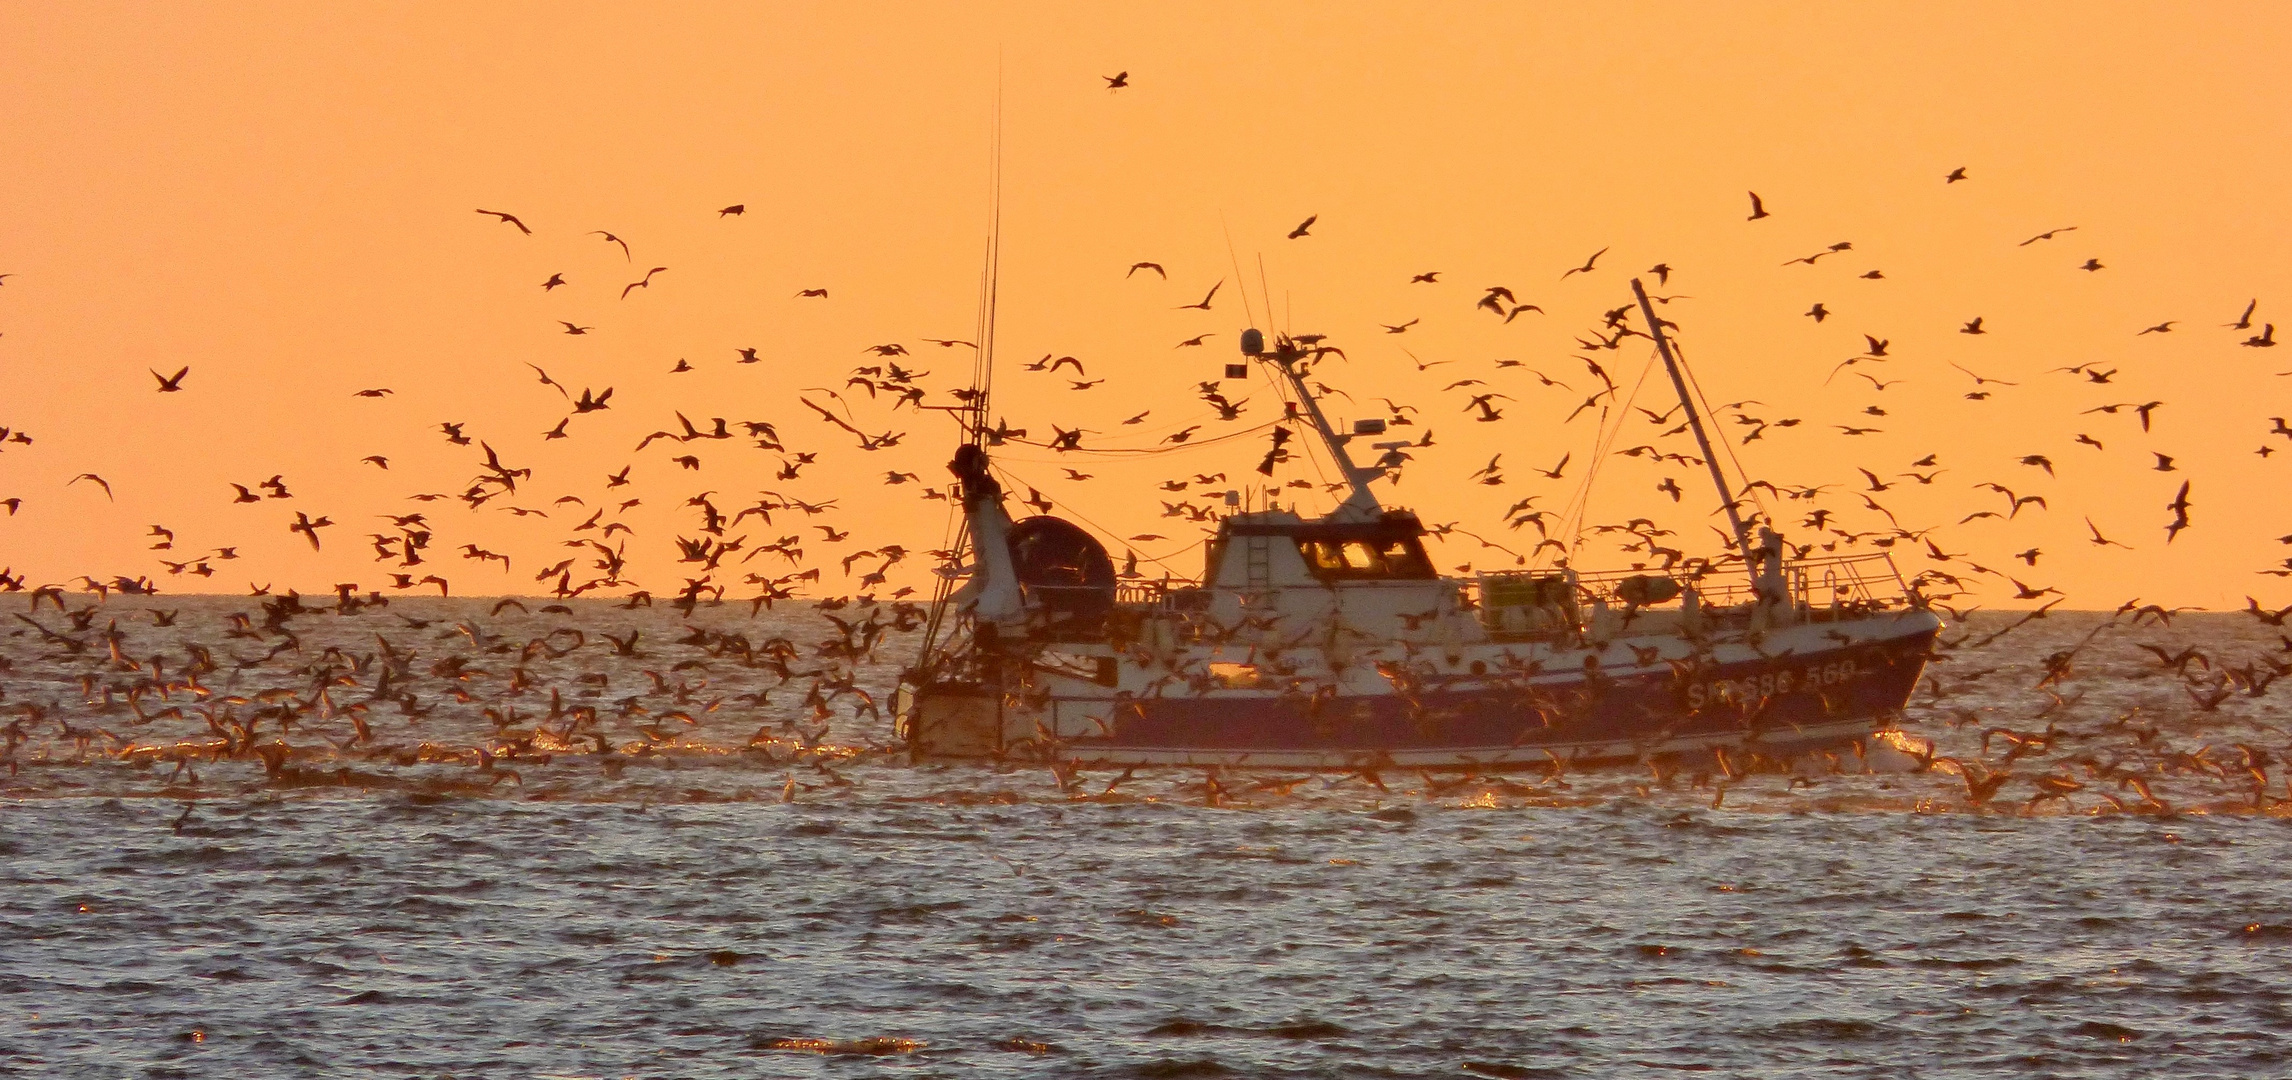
(1297, 537, 1435, 580)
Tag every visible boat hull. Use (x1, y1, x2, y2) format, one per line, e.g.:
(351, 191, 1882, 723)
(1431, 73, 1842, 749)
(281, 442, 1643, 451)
(903, 611, 1942, 769)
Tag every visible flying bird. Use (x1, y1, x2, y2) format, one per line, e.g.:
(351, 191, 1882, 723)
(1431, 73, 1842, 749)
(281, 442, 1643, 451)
(795, 288, 829, 298)
(1104, 71, 1129, 89)
(1177, 281, 1222, 310)
(590, 230, 631, 260)
(2079, 258, 2105, 271)
(70, 473, 113, 500)
(718, 204, 745, 217)
(2019, 226, 2077, 246)
(1945, 166, 1967, 183)
(559, 321, 593, 335)
(540, 273, 565, 290)
(620, 266, 668, 300)
(151, 366, 189, 392)
(1126, 262, 1165, 278)
(1746, 192, 1770, 220)
(2085, 517, 2131, 549)
(1287, 215, 1317, 239)
(1410, 272, 1441, 283)
(2164, 481, 2193, 542)
(289, 511, 333, 551)
(2138, 321, 2175, 335)
(475, 209, 530, 234)
(352, 388, 392, 398)
(1560, 247, 1608, 280)
(2225, 299, 2257, 330)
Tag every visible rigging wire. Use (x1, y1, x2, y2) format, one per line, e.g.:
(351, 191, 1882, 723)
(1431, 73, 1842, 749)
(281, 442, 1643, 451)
(1545, 353, 1660, 566)
(1671, 336, 1774, 530)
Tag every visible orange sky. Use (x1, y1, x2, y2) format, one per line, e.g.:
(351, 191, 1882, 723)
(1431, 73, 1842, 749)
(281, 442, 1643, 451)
(2, 3, 2288, 608)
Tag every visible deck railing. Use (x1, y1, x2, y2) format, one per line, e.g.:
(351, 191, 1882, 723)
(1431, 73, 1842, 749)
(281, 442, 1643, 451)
(1552, 552, 1912, 611)
(1110, 552, 1911, 609)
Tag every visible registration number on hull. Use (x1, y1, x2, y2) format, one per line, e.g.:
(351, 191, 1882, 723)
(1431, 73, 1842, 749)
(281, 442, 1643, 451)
(1683, 656, 1864, 709)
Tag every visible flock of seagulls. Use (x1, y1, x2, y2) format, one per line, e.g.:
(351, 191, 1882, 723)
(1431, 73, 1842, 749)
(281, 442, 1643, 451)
(1, 71, 2287, 809)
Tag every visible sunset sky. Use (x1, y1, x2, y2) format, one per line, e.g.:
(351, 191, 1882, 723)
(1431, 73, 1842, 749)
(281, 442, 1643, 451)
(2, 3, 2287, 607)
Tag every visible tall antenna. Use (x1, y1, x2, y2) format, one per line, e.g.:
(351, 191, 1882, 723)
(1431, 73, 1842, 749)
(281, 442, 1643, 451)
(969, 74, 1005, 447)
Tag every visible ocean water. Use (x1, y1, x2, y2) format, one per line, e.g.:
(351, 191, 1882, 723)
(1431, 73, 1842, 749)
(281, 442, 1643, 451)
(4, 596, 2290, 1077)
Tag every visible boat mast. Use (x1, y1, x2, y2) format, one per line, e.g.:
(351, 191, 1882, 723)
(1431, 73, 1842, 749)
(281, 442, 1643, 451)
(1252, 333, 1385, 521)
(1629, 278, 1759, 585)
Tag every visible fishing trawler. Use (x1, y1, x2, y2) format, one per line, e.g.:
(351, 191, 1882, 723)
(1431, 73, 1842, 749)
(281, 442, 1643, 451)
(894, 281, 1941, 768)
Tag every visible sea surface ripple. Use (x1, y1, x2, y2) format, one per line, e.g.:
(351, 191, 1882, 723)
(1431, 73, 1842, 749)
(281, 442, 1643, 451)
(4, 597, 2291, 1077)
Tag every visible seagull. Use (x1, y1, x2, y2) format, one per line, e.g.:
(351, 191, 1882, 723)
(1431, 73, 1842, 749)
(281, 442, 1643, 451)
(1287, 215, 1317, 239)
(590, 230, 631, 260)
(559, 321, 593, 335)
(1126, 262, 1165, 278)
(289, 511, 333, 551)
(1104, 71, 1129, 90)
(1945, 166, 1967, 183)
(2224, 299, 2257, 329)
(2019, 226, 2077, 246)
(541, 273, 565, 290)
(2138, 321, 2175, 335)
(1177, 281, 1221, 310)
(620, 266, 668, 300)
(475, 209, 531, 234)
(70, 473, 113, 500)
(151, 366, 189, 392)
(1746, 191, 1770, 220)
(718, 204, 745, 217)
(1560, 247, 1608, 280)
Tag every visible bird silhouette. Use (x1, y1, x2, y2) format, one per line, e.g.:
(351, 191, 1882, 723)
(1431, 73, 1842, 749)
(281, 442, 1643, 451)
(1287, 215, 1316, 239)
(1746, 191, 1770, 220)
(1560, 247, 1608, 280)
(591, 230, 632, 260)
(2165, 481, 2193, 542)
(620, 266, 668, 300)
(151, 367, 189, 392)
(475, 209, 530, 234)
